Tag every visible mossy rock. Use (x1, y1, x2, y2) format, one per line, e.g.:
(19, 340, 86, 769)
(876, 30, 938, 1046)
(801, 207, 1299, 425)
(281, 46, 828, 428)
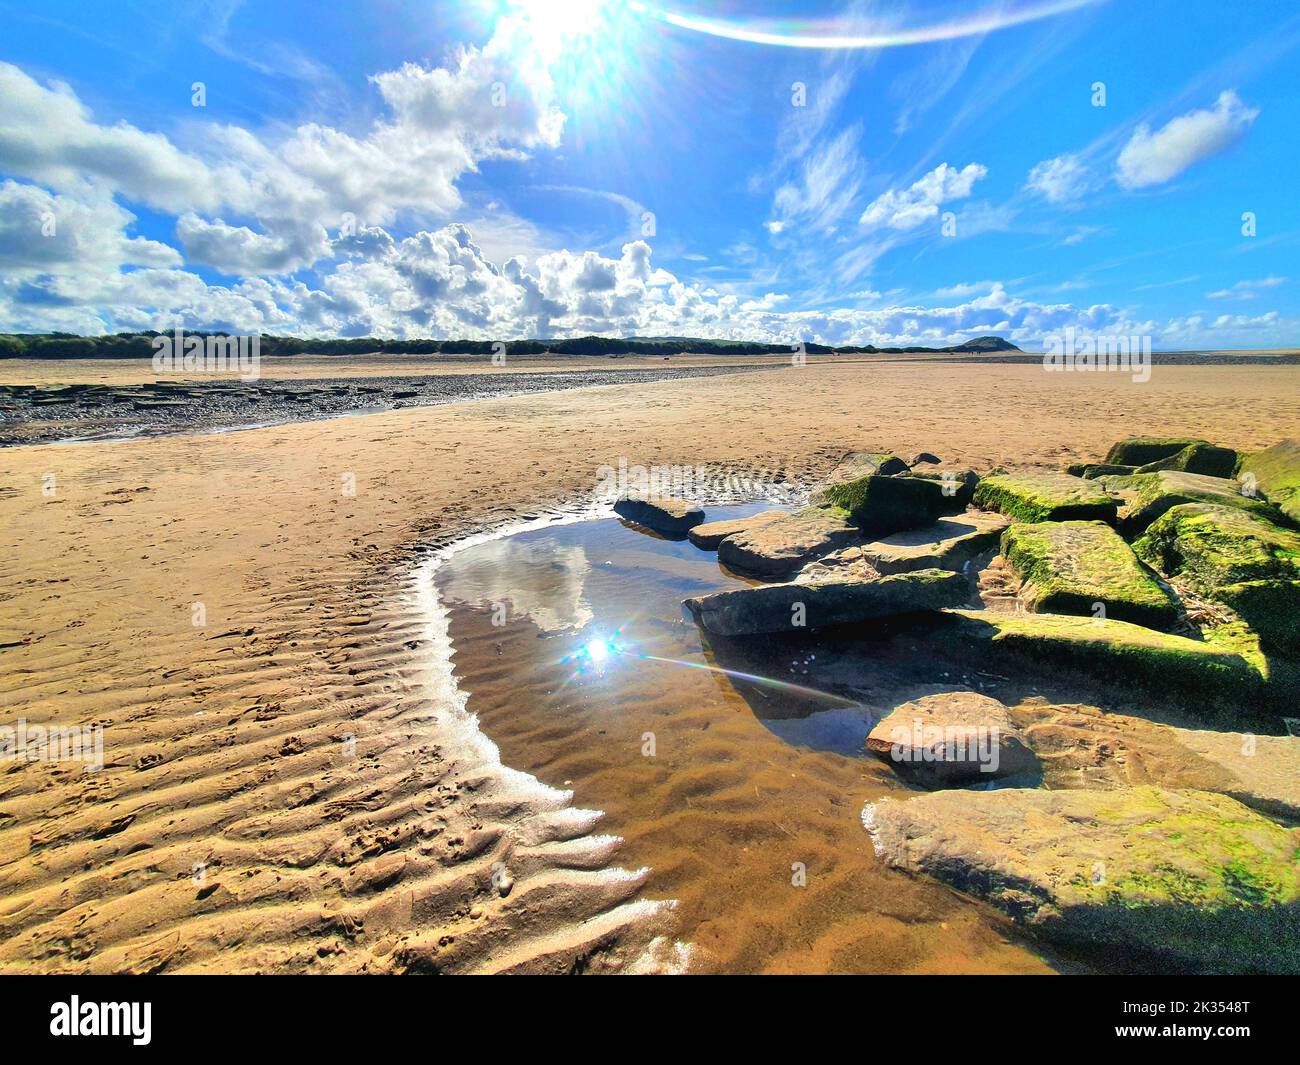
(716, 504, 857, 576)
(1136, 441, 1240, 478)
(940, 608, 1262, 704)
(865, 785, 1300, 974)
(972, 471, 1117, 524)
(904, 468, 979, 512)
(822, 474, 948, 535)
(1079, 463, 1138, 479)
(683, 567, 968, 636)
(1134, 502, 1300, 589)
(1107, 470, 1285, 534)
(819, 451, 911, 487)
(1105, 437, 1210, 466)
(1238, 439, 1300, 526)
(1002, 520, 1178, 629)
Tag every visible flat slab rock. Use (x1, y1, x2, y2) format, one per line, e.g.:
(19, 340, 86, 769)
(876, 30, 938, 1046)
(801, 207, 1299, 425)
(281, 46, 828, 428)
(973, 471, 1117, 524)
(683, 567, 968, 636)
(717, 504, 857, 575)
(940, 608, 1262, 703)
(864, 785, 1300, 973)
(860, 512, 1008, 574)
(866, 691, 1038, 786)
(687, 510, 784, 550)
(1001, 519, 1178, 628)
(613, 496, 704, 534)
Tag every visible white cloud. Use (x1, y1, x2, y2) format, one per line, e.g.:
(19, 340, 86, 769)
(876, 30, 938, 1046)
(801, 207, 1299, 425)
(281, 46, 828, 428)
(769, 126, 865, 236)
(1026, 153, 1088, 203)
(1207, 276, 1286, 300)
(1116, 90, 1258, 190)
(858, 162, 987, 231)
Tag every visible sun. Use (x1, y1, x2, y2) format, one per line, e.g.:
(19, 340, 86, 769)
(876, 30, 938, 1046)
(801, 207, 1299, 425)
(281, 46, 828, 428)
(509, 0, 611, 54)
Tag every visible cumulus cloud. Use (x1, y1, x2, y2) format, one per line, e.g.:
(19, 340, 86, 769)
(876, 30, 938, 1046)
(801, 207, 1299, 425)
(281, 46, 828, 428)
(1116, 90, 1258, 190)
(0, 180, 180, 276)
(0, 11, 565, 277)
(1026, 153, 1088, 203)
(858, 162, 987, 231)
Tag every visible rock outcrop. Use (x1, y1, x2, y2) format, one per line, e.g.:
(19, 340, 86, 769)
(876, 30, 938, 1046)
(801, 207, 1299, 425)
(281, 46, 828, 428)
(973, 471, 1117, 523)
(1135, 441, 1239, 478)
(1134, 502, 1300, 651)
(683, 567, 968, 636)
(939, 608, 1262, 703)
(1104, 469, 1284, 533)
(864, 785, 1300, 974)
(1001, 520, 1178, 628)
(687, 510, 784, 550)
(716, 504, 858, 575)
(821, 474, 949, 535)
(1104, 437, 1210, 467)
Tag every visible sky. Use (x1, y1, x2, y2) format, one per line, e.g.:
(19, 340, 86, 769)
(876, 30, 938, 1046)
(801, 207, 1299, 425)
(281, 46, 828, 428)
(1, 0, 1298, 349)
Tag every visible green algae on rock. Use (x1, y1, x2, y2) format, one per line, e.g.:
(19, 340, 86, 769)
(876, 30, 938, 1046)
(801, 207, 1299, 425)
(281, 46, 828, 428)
(822, 474, 949, 535)
(940, 608, 1262, 702)
(1105, 470, 1284, 534)
(1135, 441, 1239, 478)
(972, 471, 1117, 524)
(684, 567, 967, 636)
(864, 785, 1300, 974)
(1238, 439, 1300, 526)
(1105, 437, 1211, 467)
(1134, 502, 1300, 589)
(1002, 520, 1178, 628)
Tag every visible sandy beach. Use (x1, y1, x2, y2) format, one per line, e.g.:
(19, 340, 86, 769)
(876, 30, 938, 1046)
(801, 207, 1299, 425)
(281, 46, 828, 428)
(2, 357, 1299, 974)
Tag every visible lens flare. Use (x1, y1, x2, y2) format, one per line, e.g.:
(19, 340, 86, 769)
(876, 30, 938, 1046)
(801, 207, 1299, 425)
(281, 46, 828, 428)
(630, 0, 1101, 49)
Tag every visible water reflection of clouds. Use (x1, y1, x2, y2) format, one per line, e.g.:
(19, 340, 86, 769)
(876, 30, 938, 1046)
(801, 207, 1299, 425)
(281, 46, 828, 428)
(440, 536, 594, 634)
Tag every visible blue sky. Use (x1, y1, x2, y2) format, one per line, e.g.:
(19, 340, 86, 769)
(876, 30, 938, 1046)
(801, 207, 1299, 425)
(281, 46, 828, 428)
(2, 0, 1298, 348)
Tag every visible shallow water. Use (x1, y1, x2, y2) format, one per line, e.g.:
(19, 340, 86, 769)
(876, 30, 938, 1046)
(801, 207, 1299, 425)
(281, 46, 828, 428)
(435, 505, 1063, 973)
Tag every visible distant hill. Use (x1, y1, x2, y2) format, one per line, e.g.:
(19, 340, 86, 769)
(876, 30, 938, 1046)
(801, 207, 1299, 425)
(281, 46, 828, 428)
(0, 331, 1022, 359)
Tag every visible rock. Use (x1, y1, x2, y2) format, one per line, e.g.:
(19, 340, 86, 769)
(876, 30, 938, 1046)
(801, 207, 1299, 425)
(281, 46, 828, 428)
(972, 471, 1117, 524)
(904, 469, 979, 512)
(864, 785, 1300, 974)
(865, 691, 1038, 786)
(1136, 441, 1239, 478)
(1104, 437, 1210, 466)
(687, 510, 785, 550)
(613, 496, 704, 534)
(717, 505, 858, 576)
(1172, 728, 1300, 822)
(683, 568, 968, 636)
(1001, 520, 1178, 628)
(820, 451, 911, 486)
(1072, 463, 1138, 479)
(860, 512, 1009, 574)
(1135, 503, 1300, 651)
(821, 474, 949, 535)
(1238, 439, 1300, 526)
(1104, 470, 1285, 534)
(907, 451, 942, 467)
(939, 608, 1262, 703)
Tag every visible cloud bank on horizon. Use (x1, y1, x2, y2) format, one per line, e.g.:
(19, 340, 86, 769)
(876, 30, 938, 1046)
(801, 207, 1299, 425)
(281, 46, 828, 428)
(1, 0, 1298, 349)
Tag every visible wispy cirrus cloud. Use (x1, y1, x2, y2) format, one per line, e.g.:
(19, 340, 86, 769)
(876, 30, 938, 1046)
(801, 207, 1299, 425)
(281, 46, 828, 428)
(1116, 89, 1259, 189)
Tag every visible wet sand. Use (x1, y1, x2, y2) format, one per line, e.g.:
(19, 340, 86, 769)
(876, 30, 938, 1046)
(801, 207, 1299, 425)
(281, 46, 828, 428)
(1, 358, 1298, 973)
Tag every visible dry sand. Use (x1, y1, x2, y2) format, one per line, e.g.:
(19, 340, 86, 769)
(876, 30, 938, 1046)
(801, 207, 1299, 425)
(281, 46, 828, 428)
(1, 358, 1298, 973)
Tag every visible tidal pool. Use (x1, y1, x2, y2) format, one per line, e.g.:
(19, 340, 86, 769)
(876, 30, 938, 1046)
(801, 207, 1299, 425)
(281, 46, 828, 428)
(433, 504, 1067, 974)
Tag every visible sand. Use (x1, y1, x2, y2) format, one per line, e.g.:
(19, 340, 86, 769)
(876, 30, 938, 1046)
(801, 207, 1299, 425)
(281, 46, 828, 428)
(1, 358, 1297, 973)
